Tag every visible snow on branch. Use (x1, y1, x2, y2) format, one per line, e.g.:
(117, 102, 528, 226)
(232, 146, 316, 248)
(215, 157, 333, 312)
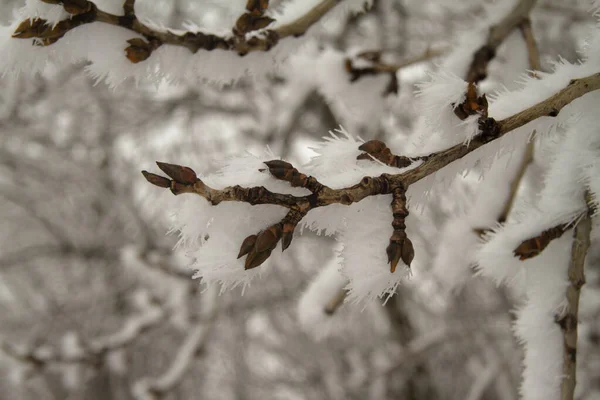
(143, 72, 600, 299)
(0, 0, 369, 85)
(9, 0, 344, 59)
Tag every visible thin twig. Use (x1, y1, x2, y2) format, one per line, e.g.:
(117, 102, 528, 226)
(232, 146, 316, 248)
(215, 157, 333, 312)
(558, 195, 592, 400)
(519, 18, 542, 74)
(498, 140, 535, 224)
(466, 0, 538, 82)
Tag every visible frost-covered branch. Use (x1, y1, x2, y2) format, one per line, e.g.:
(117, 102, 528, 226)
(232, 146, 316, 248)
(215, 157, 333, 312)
(11, 0, 346, 62)
(466, 0, 537, 82)
(144, 72, 600, 273)
(559, 201, 592, 400)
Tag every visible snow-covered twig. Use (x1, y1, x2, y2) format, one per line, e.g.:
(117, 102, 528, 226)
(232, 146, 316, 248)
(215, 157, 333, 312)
(11, 0, 350, 61)
(143, 72, 600, 274)
(559, 197, 592, 400)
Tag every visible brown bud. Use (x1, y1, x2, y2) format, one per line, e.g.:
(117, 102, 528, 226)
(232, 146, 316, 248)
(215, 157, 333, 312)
(358, 140, 387, 154)
(141, 171, 171, 188)
(255, 225, 281, 253)
(401, 237, 415, 267)
(244, 249, 272, 270)
(238, 235, 257, 259)
(281, 222, 296, 252)
(281, 231, 293, 251)
(386, 236, 415, 273)
(62, 1, 92, 15)
(386, 242, 401, 273)
(514, 238, 542, 260)
(125, 38, 153, 63)
(12, 18, 47, 39)
(246, 0, 269, 13)
(264, 160, 293, 170)
(235, 14, 274, 35)
(156, 162, 197, 185)
(169, 182, 192, 195)
(266, 168, 289, 180)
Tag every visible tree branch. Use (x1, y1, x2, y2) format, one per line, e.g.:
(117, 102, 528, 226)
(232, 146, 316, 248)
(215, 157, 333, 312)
(13, 0, 348, 61)
(144, 72, 600, 272)
(344, 47, 445, 95)
(559, 197, 592, 400)
(519, 18, 542, 74)
(466, 0, 537, 83)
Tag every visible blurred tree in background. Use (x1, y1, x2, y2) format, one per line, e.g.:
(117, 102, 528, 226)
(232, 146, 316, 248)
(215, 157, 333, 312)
(0, 1, 599, 400)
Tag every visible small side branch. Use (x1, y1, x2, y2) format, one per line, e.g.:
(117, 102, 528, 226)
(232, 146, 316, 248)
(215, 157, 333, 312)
(387, 186, 414, 272)
(466, 0, 538, 83)
(519, 18, 542, 74)
(559, 201, 592, 400)
(344, 48, 444, 95)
